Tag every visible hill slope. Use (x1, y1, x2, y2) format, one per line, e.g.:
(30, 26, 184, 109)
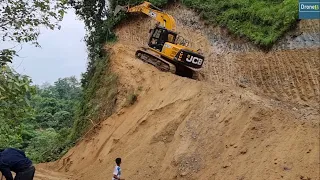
(35, 4, 320, 180)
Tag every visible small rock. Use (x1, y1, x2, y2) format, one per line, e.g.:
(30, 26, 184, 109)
(117, 110, 124, 115)
(300, 175, 312, 180)
(222, 164, 230, 168)
(239, 83, 247, 88)
(283, 167, 291, 171)
(240, 148, 248, 154)
(180, 171, 188, 176)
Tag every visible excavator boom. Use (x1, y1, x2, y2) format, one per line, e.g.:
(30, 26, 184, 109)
(114, 1, 176, 31)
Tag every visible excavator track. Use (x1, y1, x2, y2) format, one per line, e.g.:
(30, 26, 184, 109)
(135, 48, 176, 74)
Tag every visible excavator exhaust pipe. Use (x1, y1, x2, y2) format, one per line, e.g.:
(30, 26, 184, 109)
(114, 5, 128, 16)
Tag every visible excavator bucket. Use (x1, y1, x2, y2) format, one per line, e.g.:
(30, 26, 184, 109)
(114, 5, 128, 16)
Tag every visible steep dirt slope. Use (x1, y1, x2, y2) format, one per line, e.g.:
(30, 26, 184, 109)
(35, 4, 319, 180)
(36, 43, 319, 180)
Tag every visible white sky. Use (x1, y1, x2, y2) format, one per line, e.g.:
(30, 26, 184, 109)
(1, 9, 87, 85)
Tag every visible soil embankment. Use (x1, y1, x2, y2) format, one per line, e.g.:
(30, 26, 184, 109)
(35, 4, 320, 180)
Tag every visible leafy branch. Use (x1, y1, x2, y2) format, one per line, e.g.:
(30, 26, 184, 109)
(0, 0, 69, 64)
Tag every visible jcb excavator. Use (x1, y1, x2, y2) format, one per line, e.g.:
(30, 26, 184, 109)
(114, 1, 204, 78)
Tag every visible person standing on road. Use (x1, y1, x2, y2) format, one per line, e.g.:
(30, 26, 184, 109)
(112, 158, 125, 180)
(0, 148, 35, 180)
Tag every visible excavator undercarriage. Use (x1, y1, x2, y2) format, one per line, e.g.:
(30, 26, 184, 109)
(135, 47, 197, 79)
(135, 48, 176, 73)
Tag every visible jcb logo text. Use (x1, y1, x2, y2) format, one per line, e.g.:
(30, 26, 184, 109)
(186, 56, 203, 66)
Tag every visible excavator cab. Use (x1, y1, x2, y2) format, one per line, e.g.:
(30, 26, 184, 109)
(148, 26, 177, 51)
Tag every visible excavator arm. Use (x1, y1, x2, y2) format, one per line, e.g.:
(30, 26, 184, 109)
(115, 1, 176, 31)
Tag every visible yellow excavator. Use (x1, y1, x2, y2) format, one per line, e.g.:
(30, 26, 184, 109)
(114, 1, 204, 78)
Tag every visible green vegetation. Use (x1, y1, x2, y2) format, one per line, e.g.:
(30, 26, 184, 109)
(126, 91, 138, 106)
(0, 66, 35, 149)
(69, 0, 121, 142)
(182, 0, 299, 47)
(1, 0, 121, 163)
(0, 0, 75, 163)
(0, 69, 81, 162)
(25, 77, 81, 162)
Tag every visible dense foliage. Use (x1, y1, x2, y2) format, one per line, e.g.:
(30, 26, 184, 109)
(68, 0, 121, 142)
(0, 72, 81, 162)
(26, 77, 81, 162)
(0, 66, 35, 148)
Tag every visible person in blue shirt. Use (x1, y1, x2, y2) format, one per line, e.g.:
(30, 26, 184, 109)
(0, 148, 35, 180)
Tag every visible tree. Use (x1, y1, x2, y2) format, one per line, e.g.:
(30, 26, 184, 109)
(0, 65, 35, 123)
(0, 0, 68, 64)
(26, 128, 59, 162)
(0, 65, 35, 149)
(54, 76, 81, 100)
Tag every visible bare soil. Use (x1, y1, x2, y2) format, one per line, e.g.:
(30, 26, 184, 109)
(35, 4, 320, 180)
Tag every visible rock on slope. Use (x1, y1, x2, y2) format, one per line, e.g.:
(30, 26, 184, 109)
(36, 4, 320, 180)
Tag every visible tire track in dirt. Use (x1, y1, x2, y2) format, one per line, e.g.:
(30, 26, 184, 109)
(233, 49, 320, 107)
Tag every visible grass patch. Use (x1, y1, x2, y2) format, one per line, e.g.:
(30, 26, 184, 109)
(181, 0, 299, 47)
(125, 91, 138, 106)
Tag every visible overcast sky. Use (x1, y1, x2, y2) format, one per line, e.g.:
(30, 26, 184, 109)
(1, 9, 87, 85)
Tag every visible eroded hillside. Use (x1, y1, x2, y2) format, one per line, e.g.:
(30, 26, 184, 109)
(35, 4, 320, 180)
